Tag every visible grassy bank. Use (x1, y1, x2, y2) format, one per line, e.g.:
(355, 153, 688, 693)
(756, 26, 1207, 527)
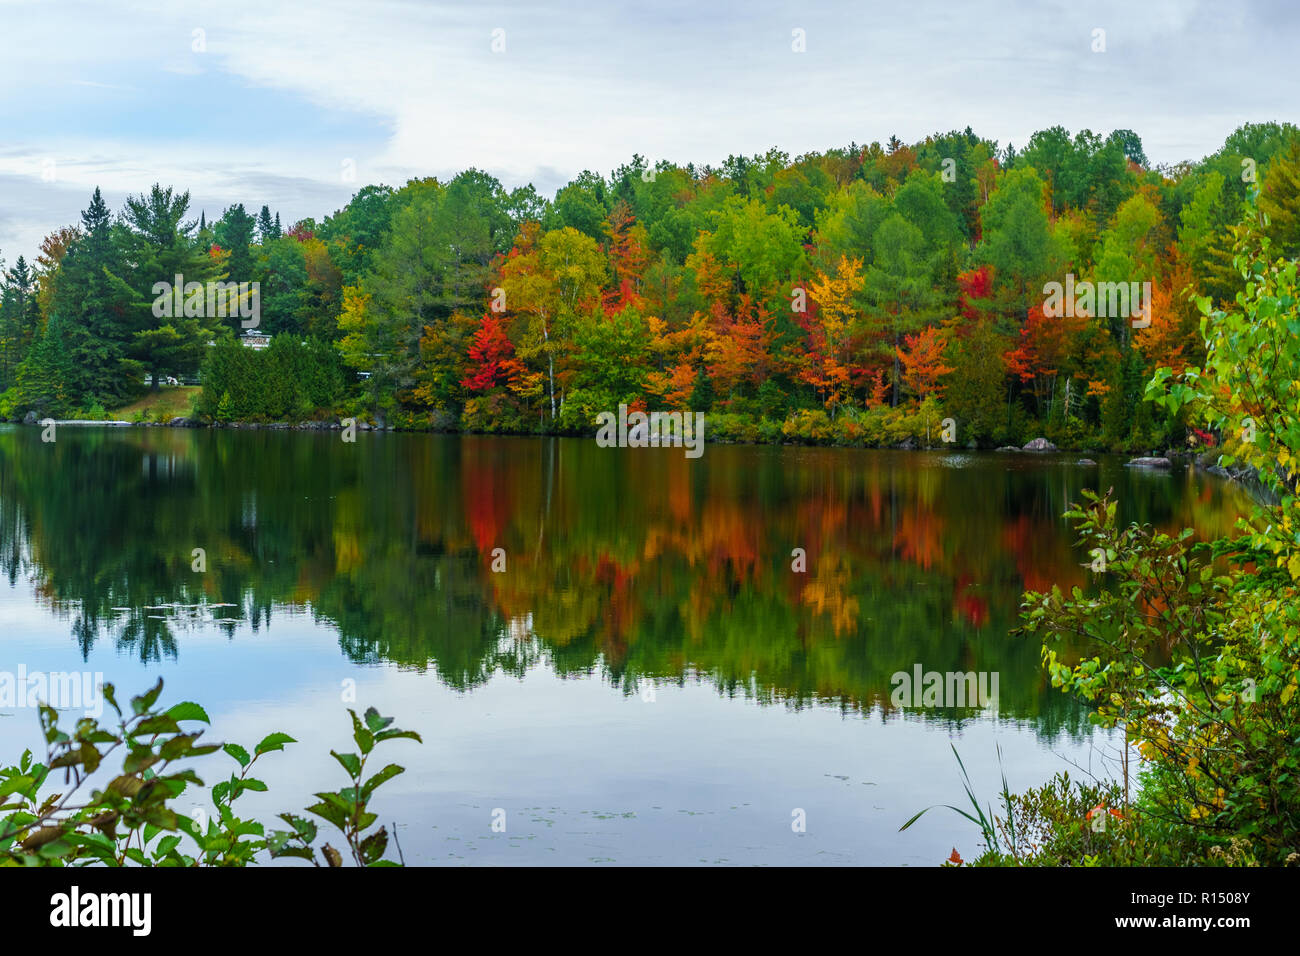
(111, 386, 200, 422)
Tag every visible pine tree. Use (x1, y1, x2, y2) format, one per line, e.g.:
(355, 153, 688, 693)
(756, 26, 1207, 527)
(0, 256, 39, 389)
(215, 204, 257, 293)
(16, 312, 76, 416)
(49, 188, 138, 405)
(257, 205, 280, 242)
(121, 184, 222, 388)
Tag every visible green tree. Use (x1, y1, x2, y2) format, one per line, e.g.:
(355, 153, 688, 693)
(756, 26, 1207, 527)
(1260, 137, 1300, 261)
(215, 203, 257, 289)
(944, 319, 1008, 444)
(257, 205, 281, 242)
(976, 167, 1066, 327)
(48, 188, 139, 404)
(121, 184, 222, 388)
(0, 256, 40, 390)
(15, 312, 76, 416)
(863, 214, 941, 405)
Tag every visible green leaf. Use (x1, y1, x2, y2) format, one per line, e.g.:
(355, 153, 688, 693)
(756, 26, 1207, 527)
(135, 715, 180, 736)
(0, 776, 37, 799)
(359, 826, 389, 865)
(165, 702, 211, 724)
(223, 743, 251, 768)
(123, 748, 160, 774)
(131, 678, 165, 716)
(154, 835, 182, 857)
(159, 733, 202, 761)
(306, 799, 348, 831)
(254, 732, 296, 756)
(331, 750, 361, 778)
(361, 763, 405, 799)
(374, 729, 422, 744)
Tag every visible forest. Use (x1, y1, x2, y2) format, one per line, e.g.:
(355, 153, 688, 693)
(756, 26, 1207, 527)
(1, 122, 1298, 451)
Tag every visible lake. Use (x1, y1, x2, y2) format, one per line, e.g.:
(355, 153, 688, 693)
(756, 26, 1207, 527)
(0, 425, 1249, 864)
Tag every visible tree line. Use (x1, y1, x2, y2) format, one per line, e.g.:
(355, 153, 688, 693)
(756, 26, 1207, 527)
(2, 122, 1298, 449)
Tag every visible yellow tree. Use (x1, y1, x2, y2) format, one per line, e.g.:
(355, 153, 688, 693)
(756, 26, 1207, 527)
(645, 313, 711, 410)
(804, 254, 864, 413)
(499, 225, 607, 422)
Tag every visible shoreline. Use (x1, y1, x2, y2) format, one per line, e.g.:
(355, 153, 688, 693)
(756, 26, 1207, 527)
(4, 414, 1246, 477)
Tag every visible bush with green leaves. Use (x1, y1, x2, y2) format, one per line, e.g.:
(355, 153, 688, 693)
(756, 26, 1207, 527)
(970, 772, 1232, 867)
(1012, 201, 1300, 866)
(908, 200, 1300, 867)
(0, 678, 420, 867)
(196, 334, 345, 423)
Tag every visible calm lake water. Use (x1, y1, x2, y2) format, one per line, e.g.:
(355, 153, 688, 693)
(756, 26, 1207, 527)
(0, 425, 1249, 865)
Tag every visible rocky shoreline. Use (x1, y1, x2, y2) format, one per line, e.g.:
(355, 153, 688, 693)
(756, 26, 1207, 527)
(1, 412, 1266, 485)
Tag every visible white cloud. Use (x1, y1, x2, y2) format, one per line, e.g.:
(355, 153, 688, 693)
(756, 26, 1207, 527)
(1, 0, 1295, 261)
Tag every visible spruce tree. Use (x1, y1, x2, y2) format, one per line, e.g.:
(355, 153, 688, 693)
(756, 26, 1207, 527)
(0, 256, 39, 389)
(257, 205, 280, 242)
(49, 188, 137, 405)
(215, 204, 257, 294)
(16, 312, 76, 416)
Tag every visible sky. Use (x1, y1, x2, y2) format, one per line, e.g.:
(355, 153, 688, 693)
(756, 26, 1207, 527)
(0, 0, 1296, 264)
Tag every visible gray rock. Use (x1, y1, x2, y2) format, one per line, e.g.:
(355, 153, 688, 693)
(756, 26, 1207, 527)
(1077, 458, 1097, 466)
(996, 445, 1020, 452)
(22, 411, 38, 425)
(1022, 437, 1057, 452)
(1126, 456, 1172, 469)
(167, 416, 191, 427)
(895, 436, 918, 450)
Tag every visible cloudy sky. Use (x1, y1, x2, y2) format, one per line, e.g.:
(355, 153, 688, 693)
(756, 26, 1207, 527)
(0, 0, 1295, 263)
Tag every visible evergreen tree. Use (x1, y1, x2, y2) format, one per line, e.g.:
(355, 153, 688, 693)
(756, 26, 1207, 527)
(49, 188, 138, 405)
(215, 204, 257, 289)
(121, 184, 221, 388)
(257, 205, 281, 242)
(16, 312, 76, 416)
(0, 256, 39, 390)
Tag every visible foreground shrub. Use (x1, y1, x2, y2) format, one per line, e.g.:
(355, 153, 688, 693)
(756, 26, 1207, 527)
(913, 202, 1300, 867)
(0, 679, 419, 867)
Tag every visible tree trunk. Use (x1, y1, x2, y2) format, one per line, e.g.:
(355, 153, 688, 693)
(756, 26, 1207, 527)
(892, 328, 901, 407)
(543, 321, 556, 421)
(547, 354, 556, 421)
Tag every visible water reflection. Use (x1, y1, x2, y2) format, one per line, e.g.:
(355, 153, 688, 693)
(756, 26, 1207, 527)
(0, 425, 1248, 737)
